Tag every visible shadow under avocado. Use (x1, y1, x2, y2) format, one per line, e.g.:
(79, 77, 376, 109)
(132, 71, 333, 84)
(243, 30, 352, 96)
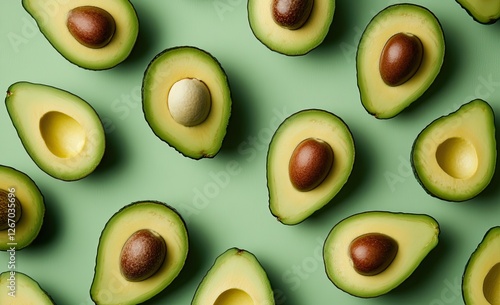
(260, 257, 301, 305)
(90, 123, 128, 180)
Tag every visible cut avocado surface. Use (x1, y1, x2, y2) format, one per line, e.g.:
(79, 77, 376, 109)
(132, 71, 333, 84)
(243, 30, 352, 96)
(192, 248, 275, 305)
(267, 109, 355, 225)
(411, 99, 496, 202)
(357, 4, 445, 119)
(22, 0, 138, 70)
(456, 0, 500, 24)
(462, 226, 500, 305)
(248, 0, 335, 55)
(0, 271, 55, 304)
(142, 46, 232, 159)
(90, 201, 189, 305)
(323, 211, 440, 298)
(0, 165, 45, 251)
(5, 82, 105, 181)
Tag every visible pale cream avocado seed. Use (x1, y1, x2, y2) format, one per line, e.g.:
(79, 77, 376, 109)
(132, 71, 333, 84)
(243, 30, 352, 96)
(167, 78, 211, 127)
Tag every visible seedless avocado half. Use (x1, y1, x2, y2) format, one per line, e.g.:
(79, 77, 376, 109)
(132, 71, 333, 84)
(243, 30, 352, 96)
(5, 82, 106, 181)
(142, 46, 232, 159)
(248, 0, 335, 55)
(357, 4, 445, 119)
(0, 165, 45, 251)
(91, 201, 189, 305)
(456, 0, 500, 24)
(22, 0, 138, 70)
(0, 272, 55, 304)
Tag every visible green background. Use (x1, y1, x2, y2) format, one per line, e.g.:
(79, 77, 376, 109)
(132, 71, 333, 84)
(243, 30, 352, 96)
(1, 0, 499, 304)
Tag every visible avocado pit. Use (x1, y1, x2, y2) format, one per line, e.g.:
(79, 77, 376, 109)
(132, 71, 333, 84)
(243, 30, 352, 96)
(168, 78, 212, 127)
(289, 137, 334, 192)
(272, 0, 314, 30)
(120, 229, 167, 282)
(67, 6, 116, 49)
(379, 32, 423, 87)
(349, 232, 398, 276)
(0, 189, 22, 231)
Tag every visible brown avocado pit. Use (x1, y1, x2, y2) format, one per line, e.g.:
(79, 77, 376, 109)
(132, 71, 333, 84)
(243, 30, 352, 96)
(120, 229, 167, 282)
(0, 189, 22, 231)
(67, 6, 116, 49)
(288, 137, 334, 192)
(379, 32, 423, 87)
(349, 232, 398, 276)
(271, 0, 314, 30)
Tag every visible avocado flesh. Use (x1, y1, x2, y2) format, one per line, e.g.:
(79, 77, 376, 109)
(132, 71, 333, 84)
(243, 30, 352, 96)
(267, 109, 355, 225)
(22, 0, 138, 70)
(357, 4, 445, 119)
(142, 46, 232, 159)
(463, 227, 500, 305)
(0, 165, 45, 251)
(0, 272, 55, 304)
(248, 0, 335, 55)
(90, 201, 189, 305)
(5, 82, 105, 181)
(411, 99, 496, 202)
(323, 211, 440, 298)
(457, 0, 500, 24)
(192, 248, 275, 305)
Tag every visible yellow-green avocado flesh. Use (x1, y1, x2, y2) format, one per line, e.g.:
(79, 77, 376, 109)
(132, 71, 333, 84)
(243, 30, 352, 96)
(248, 0, 335, 55)
(22, 0, 138, 70)
(5, 82, 106, 181)
(323, 211, 440, 298)
(456, 0, 500, 24)
(411, 99, 496, 202)
(142, 46, 232, 159)
(191, 248, 275, 305)
(357, 4, 445, 119)
(462, 226, 500, 305)
(90, 201, 188, 305)
(0, 272, 55, 304)
(0, 165, 45, 251)
(267, 109, 355, 225)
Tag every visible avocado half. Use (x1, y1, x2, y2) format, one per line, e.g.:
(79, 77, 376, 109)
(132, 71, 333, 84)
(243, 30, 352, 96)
(22, 0, 138, 70)
(90, 200, 189, 305)
(267, 109, 355, 225)
(0, 165, 45, 251)
(142, 46, 232, 159)
(462, 226, 500, 305)
(411, 99, 496, 202)
(191, 248, 275, 305)
(323, 211, 440, 298)
(248, 0, 335, 55)
(0, 271, 55, 304)
(357, 4, 445, 119)
(5, 82, 106, 181)
(456, 0, 500, 24)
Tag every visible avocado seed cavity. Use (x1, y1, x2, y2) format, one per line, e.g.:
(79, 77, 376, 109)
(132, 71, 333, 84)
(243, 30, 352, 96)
(436, 137, 478, 179)
(289, 138, 334, 192)
(272, 0, 314, 30)
(168, 78, 212, 127)
(483, 263, 500, 305)
(0, 189, 22, 231)
(349, 233, 398, 276)
(120, 229, 167, 282)
(67, 6, 116, 49)
(39, 111, 86, 159)
(379, 32, 423, 87)
(214, 289, 254, 305)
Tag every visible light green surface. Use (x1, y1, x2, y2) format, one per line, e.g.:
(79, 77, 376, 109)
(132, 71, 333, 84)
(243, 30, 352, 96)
(0, 1, 499, 304)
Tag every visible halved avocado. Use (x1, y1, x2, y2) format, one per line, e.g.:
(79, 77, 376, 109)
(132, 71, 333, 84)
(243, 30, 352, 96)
(90, 201, 189, 305)
(411, 99, 496, 202)
(191, 248, 275, 305)
(5, 82, 105, 181)
(323, 211, 440, 298)
(22, 0, 138, 70)
(267, 109, 355, 225)
(0, 271, 55, 304)
(456, 0, 500, 24)
(462, 226, 500, 305)
(248, 0, 335, 55)
(142, 46, 232, 159)
(0, 165, 45, 251)
(357, 4, 445, 119)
